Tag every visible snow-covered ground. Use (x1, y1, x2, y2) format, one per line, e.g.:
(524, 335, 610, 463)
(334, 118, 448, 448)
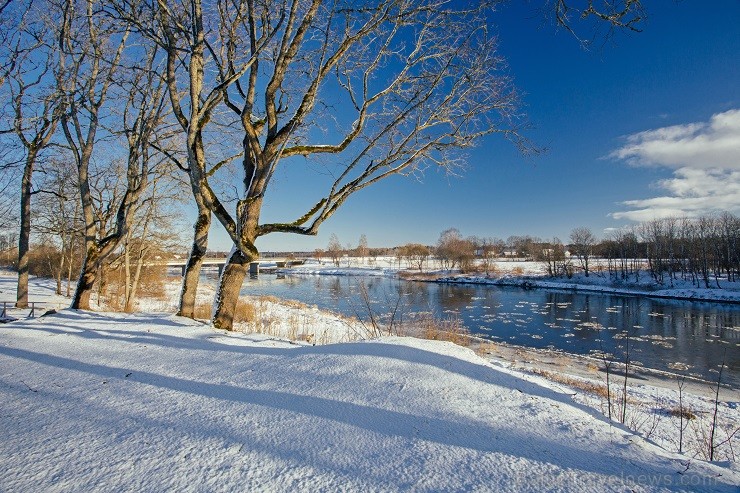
(2, 309, 738, 491)
(1, 270, 738, 491)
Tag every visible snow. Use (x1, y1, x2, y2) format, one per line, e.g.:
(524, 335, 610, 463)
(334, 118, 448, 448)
(481, 343, 740, 466)
(1, 274, 739, 491)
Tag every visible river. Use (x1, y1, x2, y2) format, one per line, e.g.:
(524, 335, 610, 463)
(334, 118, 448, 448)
(198, 269, 740, 388)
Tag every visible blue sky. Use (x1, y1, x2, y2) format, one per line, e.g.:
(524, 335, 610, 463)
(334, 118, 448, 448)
(209, 1, 740, 253)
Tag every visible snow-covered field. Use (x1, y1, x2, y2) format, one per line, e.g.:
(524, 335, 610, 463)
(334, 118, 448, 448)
(1, 271, 739, 491)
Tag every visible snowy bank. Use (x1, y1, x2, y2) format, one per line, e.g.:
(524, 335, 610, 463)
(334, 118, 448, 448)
(433, 274, 740, 304)
(281, 260, 740, 304)
(1, 311, 738, 492)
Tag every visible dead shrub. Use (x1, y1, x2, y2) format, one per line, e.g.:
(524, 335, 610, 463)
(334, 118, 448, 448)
(0, 246, 17, 269)
(103, 292, 126, 312)
(475, 342, 498, 357)
(97, 262, 168, 310)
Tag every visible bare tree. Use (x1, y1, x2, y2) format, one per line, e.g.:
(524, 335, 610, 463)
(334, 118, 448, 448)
(541, 238, 564, 277)
(112, 159, 184, 312)
(356, 234, 369, 263)
(547, 0, 645, 46)
(0, 168, 16, 232)
(507, 235, 541, 260)
(717, 212, 740, 283)
(57, 2, 167, 309)
(1, 0, 63, 307)
(0, 0, 34, 89)
(116, 0, 647, 329)
(313, 248, 325, 264)
(472, 236, 503, 275)
(326, 234, 343, 268)
(569, 226, 596, 277)
(109, 0, 278, 318)
(181, 1, 527, 330)
(437, 228, 476, 271)
(399, 243, 430, 272)
(33, 157, 83, 296)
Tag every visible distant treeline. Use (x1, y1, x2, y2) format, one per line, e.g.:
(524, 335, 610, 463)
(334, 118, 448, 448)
(600, 213, 739, 288)
(390, 213, 740, 288)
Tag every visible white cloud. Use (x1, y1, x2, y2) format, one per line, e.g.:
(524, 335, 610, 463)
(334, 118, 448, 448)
(610, 109, 740, 170)
(610, 109, 740, 221)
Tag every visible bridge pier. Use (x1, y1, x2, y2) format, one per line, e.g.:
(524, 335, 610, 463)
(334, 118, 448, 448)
(249, 262, 259, 276)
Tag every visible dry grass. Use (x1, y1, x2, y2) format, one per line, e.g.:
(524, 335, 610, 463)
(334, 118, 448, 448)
(102, 292, 126, 312)
(193, 302, 212, 320)
(667, 407, 697, 420)
(194, 298, 259, 323)
(96, 264, 170, 311)
(135, 265, 169, 298)
(528, 368, 611, 399)
(397, 271, 440, 281)
(190, 295, 365, 345)
(416, 314, 472, 346)
(474, 342, 499, 357)
(256, 295, 308, 310)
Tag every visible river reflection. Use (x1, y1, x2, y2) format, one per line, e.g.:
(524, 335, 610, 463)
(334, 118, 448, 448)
(211, 272, 740, 387)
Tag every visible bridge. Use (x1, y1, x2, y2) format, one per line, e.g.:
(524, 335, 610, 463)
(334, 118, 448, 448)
(166, 258, 307, 276)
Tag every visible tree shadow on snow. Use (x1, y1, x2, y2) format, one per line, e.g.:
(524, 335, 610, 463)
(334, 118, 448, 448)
(2, 342, 737, 492)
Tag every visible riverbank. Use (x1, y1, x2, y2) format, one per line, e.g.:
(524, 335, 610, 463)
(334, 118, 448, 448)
(286, 259, 740, 304)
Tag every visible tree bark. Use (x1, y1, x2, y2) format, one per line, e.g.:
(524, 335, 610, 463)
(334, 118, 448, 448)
(55, 254, 63, 295)
(66, 243, 74, 297)
(16, 150, 37, 308)
(71, 249, 98, 310)
(212, 249, 253, 330)
(124, 236, 132, 308)
(178, 196, 210, 318)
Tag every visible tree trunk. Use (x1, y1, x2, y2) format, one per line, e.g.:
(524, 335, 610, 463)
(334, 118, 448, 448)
(54, 235, 66, 296)
(212, 249, 253, 330)
(16, 151, 37, 308)
(178, 204, 211, 318)
(66, 238, 75, 298)
(71, 247, 99, 310)
(55, 264, 63, 295)
(96, 264, 109, 307)
(125, 222, 150, 313)
(124, 236, 132, 308)
(126, 245, 146, 313)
